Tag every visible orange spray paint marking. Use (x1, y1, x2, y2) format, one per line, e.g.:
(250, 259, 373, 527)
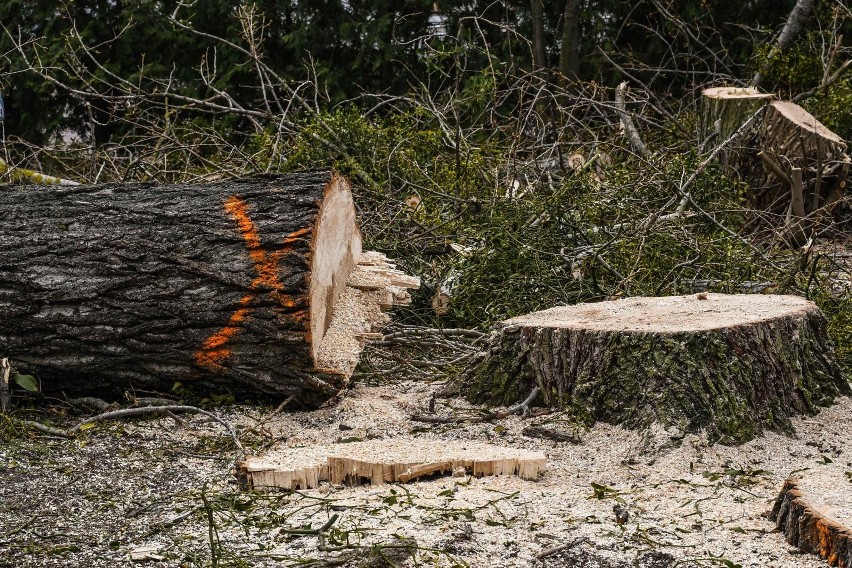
(195, 196, 308, 370)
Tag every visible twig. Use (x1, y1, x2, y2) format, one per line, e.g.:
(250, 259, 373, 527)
(380, 327, 485, 340)
(410, 414, 479, 424)
(485, 387, 540, 419)
(614, 82, 650, 157)
(282, 513, 340, 536)
(522, 425, 582, 444)
(22, 420, 72, 437)
(269, 395, 295, 418)
(535, 536, 589, 560)
(0, 358, 10, 414)
(65, 396, 115, 412)
(594, 46, 689, 135)
(411, 387, 540, 424)
(793, 59, 852, 102)
(22, 405, 244, 454)
(758, 151, 793, 186)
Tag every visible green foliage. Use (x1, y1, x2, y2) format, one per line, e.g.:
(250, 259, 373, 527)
(749, 2, 852, 138)
(813, 292, 852, 378)
(11, 372, 38, 392)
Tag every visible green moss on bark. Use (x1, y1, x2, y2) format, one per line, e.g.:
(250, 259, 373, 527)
(465, 309, 850, 444)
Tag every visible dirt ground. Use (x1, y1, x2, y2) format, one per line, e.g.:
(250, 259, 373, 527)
(2, 376, 851, 568)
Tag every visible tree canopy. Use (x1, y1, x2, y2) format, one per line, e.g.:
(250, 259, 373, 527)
(0, 0, 834, 144)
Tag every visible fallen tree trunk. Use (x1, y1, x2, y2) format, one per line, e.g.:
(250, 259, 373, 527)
(463, 294, 849, 444)
(0, 170, 418, 407)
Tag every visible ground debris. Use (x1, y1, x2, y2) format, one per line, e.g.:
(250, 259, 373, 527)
(1, 381, 849, 567)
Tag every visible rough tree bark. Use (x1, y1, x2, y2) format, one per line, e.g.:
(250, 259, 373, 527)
(557, 0, 582, 81)
(0, 170, 417, 407)
(699, 87, 773, 155)
(530, 0, 546, 69)
(464, 294, 849, 444)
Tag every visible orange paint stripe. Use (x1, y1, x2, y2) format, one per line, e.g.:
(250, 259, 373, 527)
(195, 196, 311, 370)
(224, 196, 263, 259)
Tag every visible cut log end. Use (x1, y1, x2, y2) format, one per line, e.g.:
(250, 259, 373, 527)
(768, 101, 846, 148)
(309, 174, 363, 363)
(237, 439, 546, 491)
(465, 294, 850, 445)
(770, 473, 852, 567)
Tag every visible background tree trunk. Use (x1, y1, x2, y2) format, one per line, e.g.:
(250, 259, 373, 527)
(557, 0, 582, 82)
(464, 294, 849, 444)
(530, 0, 546, 69)
(0, 170, 416, 407)
(752, 0, 815, 88)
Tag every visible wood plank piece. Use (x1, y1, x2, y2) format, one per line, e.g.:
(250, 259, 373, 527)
(237, 439, 546, 490)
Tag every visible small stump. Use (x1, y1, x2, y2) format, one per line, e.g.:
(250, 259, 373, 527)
(464, 294, 850, 443)
(770, 473, 852, 567)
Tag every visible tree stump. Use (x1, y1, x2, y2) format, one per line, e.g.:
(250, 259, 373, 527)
(700, 87, 850, 243)
(464, 294, 849, 444)
(770, 473, 852, 567)
(0, 171, 418, 407)
(700, 87, 773, 157)
(758, 101, 850, 229)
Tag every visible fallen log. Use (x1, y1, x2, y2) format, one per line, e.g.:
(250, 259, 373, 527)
(770, 473, 852, 567)
(0, 170, 418, 407)
(463, 293, 850, 444)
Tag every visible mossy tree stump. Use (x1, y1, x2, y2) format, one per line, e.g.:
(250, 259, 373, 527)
(464, 294, 849, 443)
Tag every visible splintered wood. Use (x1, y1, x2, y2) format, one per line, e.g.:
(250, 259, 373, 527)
(315, 252, 420, 377)
(237, 439, 546, 490)
(771, 471, 852, 567)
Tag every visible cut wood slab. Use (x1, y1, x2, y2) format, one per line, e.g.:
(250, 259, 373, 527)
(237, 439, 546, 490)
(464, 293, 850, 444)
(770, 472, 852, 567)
(0, 171, 418, 407)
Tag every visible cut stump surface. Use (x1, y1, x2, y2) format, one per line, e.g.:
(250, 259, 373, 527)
(771, 472, 852, 567)
(465, 294, 850, 444)
(238, 439, 546, 490)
